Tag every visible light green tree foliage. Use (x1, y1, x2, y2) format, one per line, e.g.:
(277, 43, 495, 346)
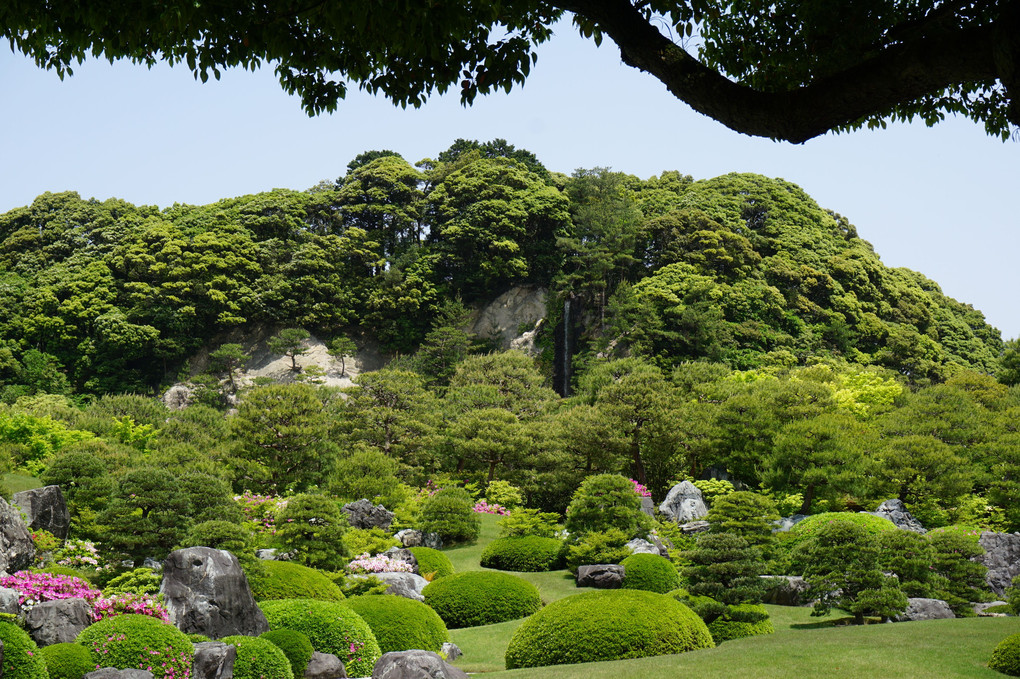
(336, 155, 424, 262)
(325, 336, 357, 377)
(275, 494, 350, 570)
(877, 435, 973, 507)
(449, 408, 530, 483)
(684, 532, 767, 605)
(446, 351, 557, 420)
(229, 383, 337, 493)
(329, 446, 401, 505)
(705, 491, 780, 550)
(564, 474, 651, 540)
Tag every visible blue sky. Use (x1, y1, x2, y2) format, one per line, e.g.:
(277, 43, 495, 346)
(2, 21, 1018, 339)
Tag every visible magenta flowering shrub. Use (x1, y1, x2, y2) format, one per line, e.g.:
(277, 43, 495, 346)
(77, 614, 194, 679)
(0, 571, 101, 608)
(347, 553, 414, 574)
(473, 500, 510, 516)
(630, 479, 652, 498)
(93, 593, 170, 623)
(233, 492, 288, 535)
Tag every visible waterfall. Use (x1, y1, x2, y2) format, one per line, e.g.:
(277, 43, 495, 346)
(562, 298, 571, 397)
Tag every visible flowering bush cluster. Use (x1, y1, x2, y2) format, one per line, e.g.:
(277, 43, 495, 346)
(473, 500, 510, 515)
(629, 479, 652, 498)
(0, 571, 101, 608)
(83, 631, 192, 679)
(56, 539, 102, 570)
(233, 492, 288, 535)
(93, 593, 170, 623)
(347, 553, 414, 574)
(418, 480, 441, 499)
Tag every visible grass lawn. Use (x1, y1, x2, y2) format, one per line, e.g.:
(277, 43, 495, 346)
(3, 473, 43, 494)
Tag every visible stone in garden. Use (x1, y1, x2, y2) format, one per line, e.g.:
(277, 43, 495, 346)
(86, 670, 154, 679)
(658, 481, 707, 523)
(974, 601, 1009, 616)
(25, 597, 93, 646)
(13, 485, 71, 540)
(760, 576, 810, 606)
(440, 642, 462, 662)
(576, 564, 626, 589)
(625, 538, 660, 556)
(977, 531, 1020, 596)
(867, 499, 926, 534)
(894, 598, 955, 621)
(192, 641, 237, 679)
(161, 546, 268, 638)
(351, 572, 428, 601)
(640, 497, 656, 517)
(679, 520, 711, 535)
(256, 548, 279, 560)
(773, 514, 808, 532)
(304, 651, 347, 679)
(393, 529, 443, 550)
(0, 497, 35, 574)
(143, 557, 164, 571)
(381, 547, 418, 573)
(342, 499, 395, 530)
(162, 384, 193, 411)
(0, 586, 20, 614)
(372, 650, 469, 679)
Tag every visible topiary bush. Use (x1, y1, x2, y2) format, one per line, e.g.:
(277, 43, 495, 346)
(258, 598, 381, 678)
(222, 635, 294, 679)
(422, 571, 541, 628)
(620, 553, 681, 594)
(564, 474, 652, 539)
(706, 603, 775, 643)
(504, 589, 714, 669)
(345, 595, 449, 654)
(418, 487, 480, 545)
(102, 567, 162, 596)
(275, 494, 350, 571)
(927, 524, 984, 544)
(260, 629, 313, 678)
(0, 621, 49, 679)
(76, 614, 194, 679)
(565, 528, 632, 574)
(989, 632, 1020, 676)
(41, 642, 94, 679)
(480, 537, 564, 572)
(246, 560, 345, 602)
(407, 547, 454, 580)
(790, 512, 897, 539)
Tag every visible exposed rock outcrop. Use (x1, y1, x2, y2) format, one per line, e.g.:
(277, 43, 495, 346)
(191, 641, 237, 679)
(342, 499, 394, 531)
(977, 531, 1020, 596)
(659, 482, 708, 524)
(13, 485, 71, 540)
(894, 598, 955, 621)
(867, 499, 926, 533)
(372, 650, 469, 679)
(0, 497, 35, 574)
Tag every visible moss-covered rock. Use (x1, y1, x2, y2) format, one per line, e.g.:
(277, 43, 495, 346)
(422, 571, 541, 628)
(620, 553, 680, 593)
(504, 590, 714, 669)
(480, 536, 564, 572)
(76, 614, 194, 679)
(345, 595, 449, 654)
(247, 560, 345, 602)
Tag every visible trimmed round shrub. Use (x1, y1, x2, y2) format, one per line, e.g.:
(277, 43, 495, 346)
(418, 487, 480, 544)
(258, 598, 381, 678)
(790, 512, 896, 539)
(620, 553, 681, 593)
(345, 595, 449, 654)
(407, 547, 454, 579)
(504, 590, 714, 669)
(480, 537, 564, 572)
(990, 632, 1020, 676)
(422, 571, 541, 628)
(260, 629, 314, 677)
(76, 614, 193, 679)
(928, 524, 984, 545)
(0, 621, 48, 679)
(247, 560, 345, 602)
(222, 635, 294, 679)
(42, 642, 94, 679)
(707, 603, 775, 643)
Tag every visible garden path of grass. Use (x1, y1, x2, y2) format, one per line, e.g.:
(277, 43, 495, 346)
(445, 512, 1020, 677)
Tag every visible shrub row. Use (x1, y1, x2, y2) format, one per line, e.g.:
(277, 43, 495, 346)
(480, 537, 564, 572)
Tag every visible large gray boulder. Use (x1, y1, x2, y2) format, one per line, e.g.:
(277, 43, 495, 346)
(161, 546, 268, 638)
(658, 481, 707, 523)
(760, 576, 810, 606)
(304, 651, 347, 679)
(0, 497, 35, 574)
(576, 564, 625, 589)
(342, 499, 395, 531)
(974, 601, 1009, 617)
(360, 572, 429, 602)
(625, 538, 660, 556)
(13, 485, 71, 540)
(894, 598, 955, 621)
(639, 497, 656, 517)
(394, 529, 442, 550)
(372, 650, 469, 679)
(0, 586, 21, 614)
(440, 643, 462, 662)
(977, 531, 1020, 596)
(867, 499, 926, 534)
(86, 670, 154, 679)
(25, 597, 93, 646)
(192, 642, 237, 679)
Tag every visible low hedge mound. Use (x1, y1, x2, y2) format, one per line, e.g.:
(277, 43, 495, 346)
(990, 632, 1020, 676)
(620, 553, 680, 594)
(504, 590, 714, 669)
(0, 621, 49, 679)
(407, 547, 454, 579)
(258, 598, 381, 678)
(260, 629, 314, 677)
(345, 595, 449, 654)
(789, 512, 896, 539)
(246, 560, 345, 602)
(422, 571, 541, 628)
(222, 635, 294, 679)
(76, 614, 194, 679)
(480, 537, 564, 572)
(707, 603, 775, 642)
(41, 642, 95, 679)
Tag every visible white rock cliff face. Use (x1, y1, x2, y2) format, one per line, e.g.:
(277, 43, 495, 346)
(470, 286, 547, 355)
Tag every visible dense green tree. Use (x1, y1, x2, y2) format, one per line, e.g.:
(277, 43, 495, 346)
(275, 493, 350, 570)
(876, 435, 973, 508)
(326, 336, 357, 378)
(684, 532, 768, 605)
(875, 530, 937, 598)
(564, 474, 651, 540)
(705, 491, 780, 550)
(336, 155, 424, 262)
(268, 328, 311, 371)
(209, 343, 250, 392)
(449, 408, 530, 482)
(446, 351, 557, 420)
(98, 467, 192, 564)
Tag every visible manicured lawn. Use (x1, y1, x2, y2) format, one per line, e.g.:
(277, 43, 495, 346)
(3, 473, 43, 494)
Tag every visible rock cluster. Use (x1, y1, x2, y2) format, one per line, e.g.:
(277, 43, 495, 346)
(867, 499, 926, 533)
(977, 531, 1020, 596)
(342, 499, 395, 531)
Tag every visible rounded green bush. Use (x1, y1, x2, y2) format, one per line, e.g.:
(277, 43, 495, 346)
(260, 629, 314, 677)
(407, 547, 454, 579)
(0, 622, 49, 679)
(620, 553, 681, 594)
(504, 590, 714, 669)
(258, 598, 381, 678)
(789, 512, 896, 539)
(247, 560, 345, 602)
(222, 635, 294, 679)
(990, 632, 1020, 676)
(76, 614, 194, 679)
(928, 524, 984, 545)
(345, 595, 449, 654)
(422, 571, 541, 628)
(418, 487, 480, 544)
(480, 537, 564, 572)
(42, 642, 95, 679)
(707, 603, 775, 643)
